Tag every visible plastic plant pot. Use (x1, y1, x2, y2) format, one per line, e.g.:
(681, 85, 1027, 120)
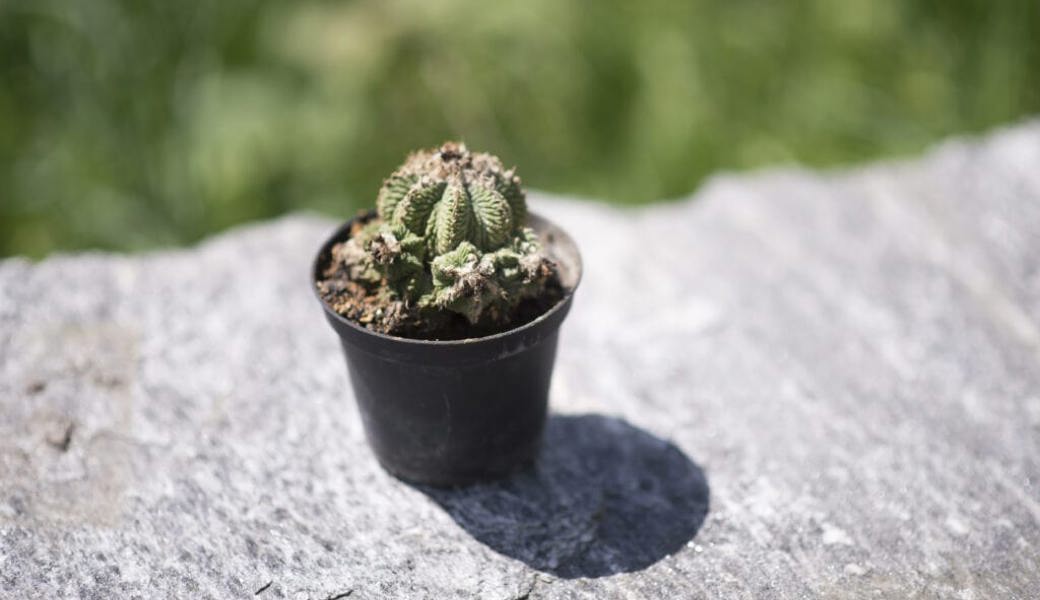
(312, 211, 582, 487)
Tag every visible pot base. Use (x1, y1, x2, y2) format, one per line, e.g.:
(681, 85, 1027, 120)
(340, 330, 558, 487)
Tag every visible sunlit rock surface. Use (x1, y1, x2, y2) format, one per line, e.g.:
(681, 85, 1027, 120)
(2, 121, 1039, 598)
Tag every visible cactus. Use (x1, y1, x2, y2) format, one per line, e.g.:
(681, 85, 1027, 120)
(376, 141, 527, 254)
(332, 142, 554, 333)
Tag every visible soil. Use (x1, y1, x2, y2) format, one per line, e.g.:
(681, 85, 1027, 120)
(316, 218, 565, 341)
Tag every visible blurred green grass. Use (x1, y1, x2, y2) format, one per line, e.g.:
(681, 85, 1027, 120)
(2, 0, 1037, 257)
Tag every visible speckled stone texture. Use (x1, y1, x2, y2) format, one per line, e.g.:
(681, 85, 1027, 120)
(2, 121, 1040, 599)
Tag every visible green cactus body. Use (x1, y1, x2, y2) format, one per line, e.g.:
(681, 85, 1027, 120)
(376, 142, 527, 254)
(346, 142, 552, 328)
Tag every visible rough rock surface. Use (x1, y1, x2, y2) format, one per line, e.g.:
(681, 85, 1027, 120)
(2, 121, 1040, 598)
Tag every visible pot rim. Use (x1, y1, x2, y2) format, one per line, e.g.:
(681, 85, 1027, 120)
(311, 210, 583, 347)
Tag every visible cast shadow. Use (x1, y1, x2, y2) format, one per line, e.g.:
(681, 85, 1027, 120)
(416, 414, 709, 579)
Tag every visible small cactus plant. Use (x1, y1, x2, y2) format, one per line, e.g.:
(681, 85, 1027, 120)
(320, 142, 557, 336)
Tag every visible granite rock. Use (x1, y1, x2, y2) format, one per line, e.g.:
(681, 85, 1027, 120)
(2, 121, 1040, 598)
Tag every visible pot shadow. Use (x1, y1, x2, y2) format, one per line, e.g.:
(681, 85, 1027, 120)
(414, 414, 709, 579)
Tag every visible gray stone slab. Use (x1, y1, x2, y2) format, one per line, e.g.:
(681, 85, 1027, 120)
(2, 121, 1039, 598)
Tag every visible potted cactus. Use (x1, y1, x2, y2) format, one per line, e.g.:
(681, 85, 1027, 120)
(312, 142, 581, 486)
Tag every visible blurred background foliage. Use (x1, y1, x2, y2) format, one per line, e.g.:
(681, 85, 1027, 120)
(1, 0, 1038, 257)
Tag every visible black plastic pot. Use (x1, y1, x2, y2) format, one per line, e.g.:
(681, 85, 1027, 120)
(312, 212, 582, 487)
